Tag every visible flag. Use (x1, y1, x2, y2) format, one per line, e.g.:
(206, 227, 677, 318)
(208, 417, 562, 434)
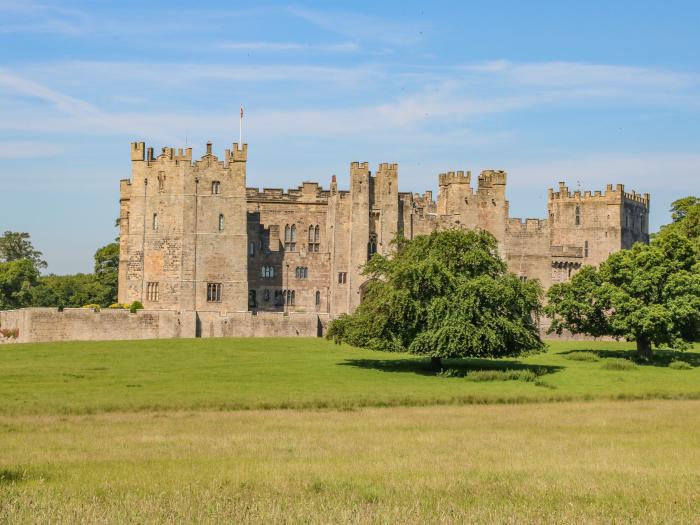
(240, 106, 244, 119)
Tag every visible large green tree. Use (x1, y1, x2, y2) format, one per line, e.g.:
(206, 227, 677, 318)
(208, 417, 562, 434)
(0, 259, 39, 309)
(327, 229, 544, 366)
(0, 231, 47, 269)
(94, 242, 119, 299)
(545, 232, 700, 358)
(656, 196, 700, 250)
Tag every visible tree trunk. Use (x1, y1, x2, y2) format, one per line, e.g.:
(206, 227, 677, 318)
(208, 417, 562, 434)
(636, 337, 652, 360)
(430, 356, 442, 370)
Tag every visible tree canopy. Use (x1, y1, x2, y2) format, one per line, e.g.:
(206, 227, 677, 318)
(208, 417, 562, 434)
(545, 231, 700, 357)
(327, 229, 544, 364)
(0, 231, 47, 269)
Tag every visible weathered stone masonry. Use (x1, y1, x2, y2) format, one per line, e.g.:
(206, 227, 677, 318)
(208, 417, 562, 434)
(0, 141, 649, 343)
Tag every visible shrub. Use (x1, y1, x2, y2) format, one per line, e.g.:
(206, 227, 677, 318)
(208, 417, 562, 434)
(81, 304, 101, 311)
(436, 368, 465, 378)
(564, 351, 599, 362)
(129, 301, 144, 314)
(465, 369, 537, 382)
(669, 360, 693, 370)
(108, 303, 130, 309)
(601, 358, 637, 371)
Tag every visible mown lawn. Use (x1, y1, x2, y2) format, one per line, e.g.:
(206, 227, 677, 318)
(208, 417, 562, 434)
(2, 401, 699, 523)
(0, 337, 698, 414)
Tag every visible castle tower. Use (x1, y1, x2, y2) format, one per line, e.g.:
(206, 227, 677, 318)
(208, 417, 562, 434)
(547, 182, 650, 283)
(118, 141, 249, 320)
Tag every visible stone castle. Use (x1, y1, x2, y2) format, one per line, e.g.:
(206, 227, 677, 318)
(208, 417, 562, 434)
(0, 140, 650, 343)
(118, 141, 649, 322)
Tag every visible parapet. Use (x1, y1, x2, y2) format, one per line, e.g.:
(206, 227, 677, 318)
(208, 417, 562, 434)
(246, 182, 330, 203)
(376, 162, 398, 176)
(506, 218, 548, 234)
(231, 143, 247, 163)
(548, 181, 650, 207)
(477, 170, 507, 187)
(438, 170, 472, 187)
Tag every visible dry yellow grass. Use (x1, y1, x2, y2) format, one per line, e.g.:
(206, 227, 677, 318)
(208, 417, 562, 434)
(2, 400, 700, 523)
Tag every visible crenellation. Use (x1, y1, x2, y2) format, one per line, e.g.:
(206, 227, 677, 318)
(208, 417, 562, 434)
(116, 139, 650, 332)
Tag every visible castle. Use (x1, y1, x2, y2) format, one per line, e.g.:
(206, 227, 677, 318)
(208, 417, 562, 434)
(117, 141, 649, 329)
(0, 140, 650, 344)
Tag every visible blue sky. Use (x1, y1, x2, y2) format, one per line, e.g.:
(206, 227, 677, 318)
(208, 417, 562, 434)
(1, 0, 699, 274)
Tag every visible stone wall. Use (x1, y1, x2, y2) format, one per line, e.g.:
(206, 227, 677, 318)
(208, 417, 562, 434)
(0, 307, 328, 344)
(0, 308, 193, 344)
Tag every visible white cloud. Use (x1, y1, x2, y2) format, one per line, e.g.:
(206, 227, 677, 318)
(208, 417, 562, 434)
(0, 140, 67, 158)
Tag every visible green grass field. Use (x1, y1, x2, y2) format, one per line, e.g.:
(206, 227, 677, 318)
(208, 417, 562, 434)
(2, 338, 700, 523)
(1, 338, 699, 414)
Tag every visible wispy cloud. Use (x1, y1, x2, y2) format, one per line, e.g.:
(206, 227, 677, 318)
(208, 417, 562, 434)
(0, 0, 88, 35)
(216, 41, 360, 53)
(286, 6, 425, 47)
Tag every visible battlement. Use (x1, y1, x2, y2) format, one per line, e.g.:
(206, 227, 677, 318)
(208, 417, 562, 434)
(246, 182, 330, 203)
(131, 142, 145, 161)
(376, 163, 398, 175)
(507, 218, 549, 234)
(548, 181, 650, 207)
(478, 170, 507, 187)
(438, 170, 472, 187)
(131, 142, 246, 167)
(350, 161, 369, 171)
(230, 143, 247, 163)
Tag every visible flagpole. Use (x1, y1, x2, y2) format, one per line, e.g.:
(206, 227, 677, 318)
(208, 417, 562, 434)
(239, 106, 243, 146)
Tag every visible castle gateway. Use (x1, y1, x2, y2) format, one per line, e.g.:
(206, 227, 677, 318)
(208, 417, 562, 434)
(117, 141, 649, 334)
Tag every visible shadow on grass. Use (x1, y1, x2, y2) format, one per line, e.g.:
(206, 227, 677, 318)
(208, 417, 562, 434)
(0, 468, 38, 484)
(559, 348, 700, 368)
(339, 357, 562, 377)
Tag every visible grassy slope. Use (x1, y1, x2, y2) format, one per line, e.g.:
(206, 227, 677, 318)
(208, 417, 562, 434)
(1, 338, 699, 414)
(2, 401, 700, 523)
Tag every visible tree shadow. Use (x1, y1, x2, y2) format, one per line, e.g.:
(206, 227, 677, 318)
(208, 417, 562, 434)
(559, 348, 700, 368)
(339, 356, 562, 377)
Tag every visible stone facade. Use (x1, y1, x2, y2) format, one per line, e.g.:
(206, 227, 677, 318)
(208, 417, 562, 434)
(119, 141, 650, 319)
(0, 140, 650, 344)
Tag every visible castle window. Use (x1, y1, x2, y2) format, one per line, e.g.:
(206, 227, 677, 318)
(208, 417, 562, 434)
(368, 233, 377, 259)
(146, 282, 159, 302)
(295, 266, 308, 279)
(284, 224, 297, 251)
(219, 214, 225, 232)
(212, 181, 220, 194)
(584, 241, 589, 257)
(248, 290, 257, 309)
(206, 283, 222, 302)
(315, 290, 321, 306)
(338, 272, 347, 284)
(158, 172, 165, 192)
(307, 225, 321, 252)
(284, 289, 295, 306)
(249, 241, 255, 256)
(152, 213, 158, 231)
(261, 265, 275, 279)
(519, 276, 527, 282)
(575, 206, 581, 226)
(263, 289, 270, 302)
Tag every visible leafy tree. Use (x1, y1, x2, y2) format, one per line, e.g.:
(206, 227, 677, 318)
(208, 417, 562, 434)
(656, 196, 700, 250)
(0, 259, 40, 309)
(94, 242, 119, 301)
(545, 232, 700, 358)
(327, 229, 544, 366)
(0, 231, 47, 269)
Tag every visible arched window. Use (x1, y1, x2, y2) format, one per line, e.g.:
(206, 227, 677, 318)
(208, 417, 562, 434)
(575, 205, 581, 226)
(285, 224, 297, 251)
(584, 240, 589, 258)
(152, 213, 158, 231)
(284, 224, 291, 243)
(248, 241, 255, 256)
(368, 233, 377, 259)
(248, 290, 257, 309)
(218, 214, 225, 231)
(308, 224, 320, 252)
(315, 290, 321, 306)
(290, 224, 296, 242)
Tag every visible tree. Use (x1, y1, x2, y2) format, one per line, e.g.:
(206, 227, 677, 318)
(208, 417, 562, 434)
(545, 232, 700, 358)
(0, 259, 39, 309)
(0, 231, 47, 269)
(327, 229, 544, 366)
(94, 241, 119, 303)
(30, 273, 115, 308)
(656, 196, 700, 250)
